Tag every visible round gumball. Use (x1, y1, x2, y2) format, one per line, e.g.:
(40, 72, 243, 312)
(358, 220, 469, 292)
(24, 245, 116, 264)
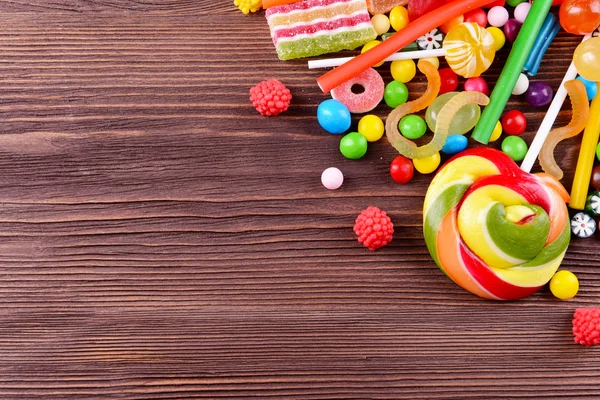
(390, 156, 414, 184)
(371, 14, 390, 36)
(389, 5, 409, 32)
(413, 152, 441, 174)
(512, 73, 530, 95)
(442, 134, 468, 155)
(358, 115, 385, 142)
(573, 37, 600, 82)
(488, 6, 509, 27)
(577, 76, 598, 101)
(525, 81, 553, 107)
(464, 8, 488, 27)
(438, 68, 459, 95)
(464, 77, 489, 96)
(362, 40, 383, 67)
(550, 270, 579, 300)
(399, 115, 427, 140)
(514, 2, 531, 23)
(486, 26, 506, 51)
(560, 0, 600, 35)
(340, 132, 368, 159)
(501, 135, 528, 161)
(502, 110, 527, 135)
(591, 165, 600, 191)
(390, 59, 416, 83)
(489, 120, 503, 142)
(321, 167, 344, 190)
(504, 19, 522, 43)
(384, 81, 409, 108)
(317, 99, 351, 134)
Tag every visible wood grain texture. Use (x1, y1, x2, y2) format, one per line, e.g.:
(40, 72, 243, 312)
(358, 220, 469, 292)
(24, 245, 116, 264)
(0, 1, 599, 399)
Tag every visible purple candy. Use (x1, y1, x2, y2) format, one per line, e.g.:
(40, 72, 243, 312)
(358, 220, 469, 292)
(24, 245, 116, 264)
(525, 81, 553, 107)
(504, 19, 522, 43)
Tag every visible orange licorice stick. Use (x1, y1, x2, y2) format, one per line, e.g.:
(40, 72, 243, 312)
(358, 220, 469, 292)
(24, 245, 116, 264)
(262, 0, 302, 8)
(316, 0, 497, 93)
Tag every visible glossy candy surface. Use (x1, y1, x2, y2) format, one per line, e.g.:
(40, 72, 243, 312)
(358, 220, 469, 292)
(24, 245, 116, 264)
(573, 37, 600, 81)
(438, 68, 459, 95)
(502, 136, 528, 161)
(358, 115, 385, 142)
(489, 121, 503, 142)
(399, 115, 427, 139)
(317, 99, 351, 134)
(426, 92, 481, 135)
(488, 6, 509, 27)
(443, 22, 496, 78)
(391, 59, 417, 83)
(571, 212, 597, 238)
(512, 73, 530, 95)
(389, 5, 409, 32)
(423, 148, 571, 300)
(413, 152, 441, 174)
(464, 77, 489, 96)
(560, 0, 600, 35)
(340, 132, 368, 159)
(502, 110, 527, 135)
(384, 80, 409, 108)
(525, 81, 554, 107)
(591, 165, 600, 190)
(441, 134, 468, 155)
(514, 2, 531, 23)
(585, 191, 600, 216)
(321, 167, 344, 190)
(390, 156, 414, 184)
(371, 14, 391, 35)
(464, 8, 488, 27)
(550, 270, 579, 300)
(486, 26, 506, 51)
(577, 76, 598, 101)
(503, 19, 522, 43)
(408, 0, 445, 21)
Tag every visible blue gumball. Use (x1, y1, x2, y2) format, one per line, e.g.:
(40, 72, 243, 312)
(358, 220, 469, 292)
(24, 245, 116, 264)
(317, 99, 351, 134)
(441, 134, 468, 155)
(576, 76, 598, 102)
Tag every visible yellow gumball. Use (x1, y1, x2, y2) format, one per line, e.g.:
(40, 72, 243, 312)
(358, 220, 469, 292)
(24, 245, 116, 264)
(573, 37, 600, 81)
(358, 115, 385, 142)
(486, 26, 506, 52)
(390, 59, 416, 83)
(371, 14, 390, 36)
(549, 270, 579, 300)
(414, 152, 441, 174)
(362, 40, 383, 67)
(489, 121, 502, 142)
(389, 6, 409, 32)
(420, 57, 439, 70)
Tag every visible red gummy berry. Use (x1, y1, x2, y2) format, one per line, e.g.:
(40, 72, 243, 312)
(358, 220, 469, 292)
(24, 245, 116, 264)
(573, 308, 600, 347)
(353, 206, 394, 251)
(249, 79, 291, 117)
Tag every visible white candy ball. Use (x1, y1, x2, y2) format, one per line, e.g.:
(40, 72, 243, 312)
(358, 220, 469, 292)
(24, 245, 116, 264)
(512, 73, 530, 96)
(514, 2, 531, 24)
(321, 167, 344, 190)
(488, 6, 509, 28)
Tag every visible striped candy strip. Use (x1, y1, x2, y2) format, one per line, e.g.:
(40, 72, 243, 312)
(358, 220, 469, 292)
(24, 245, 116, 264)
(266, 0, 377, 61)
(423, 148, 570, 300)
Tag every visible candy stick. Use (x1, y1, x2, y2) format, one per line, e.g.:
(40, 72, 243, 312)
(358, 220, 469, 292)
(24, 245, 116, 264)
(308, 48, 446, 69)
(262, 0, 301, 8)
(520, 34, 593, 173)
(523, 14, 561, 77)
(570, 93, 600, 210)
(471, 0, 553, 144)
(316, 0, 498, 93)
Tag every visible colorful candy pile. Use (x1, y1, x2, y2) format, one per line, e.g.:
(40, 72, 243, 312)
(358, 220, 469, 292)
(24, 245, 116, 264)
(240, 0, 600, 318)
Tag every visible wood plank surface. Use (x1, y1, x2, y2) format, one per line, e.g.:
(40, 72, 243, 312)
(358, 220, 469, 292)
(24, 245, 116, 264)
(0, 1, 599, 398)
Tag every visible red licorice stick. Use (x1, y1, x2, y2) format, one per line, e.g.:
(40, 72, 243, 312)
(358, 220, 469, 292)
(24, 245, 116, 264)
(316, 0, 498, 93)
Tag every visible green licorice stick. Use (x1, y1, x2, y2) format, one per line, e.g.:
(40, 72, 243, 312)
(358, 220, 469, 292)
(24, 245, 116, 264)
(472, 0, 553, 144)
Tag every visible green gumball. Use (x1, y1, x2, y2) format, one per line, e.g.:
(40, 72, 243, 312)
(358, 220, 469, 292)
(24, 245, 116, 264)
(340, 132, 368, 159)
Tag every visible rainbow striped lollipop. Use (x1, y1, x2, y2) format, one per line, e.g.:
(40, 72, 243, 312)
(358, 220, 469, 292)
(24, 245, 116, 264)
(423, 148, 571, 300)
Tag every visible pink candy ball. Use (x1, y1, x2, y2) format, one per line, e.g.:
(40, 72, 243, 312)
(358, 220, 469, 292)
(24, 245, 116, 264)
(464, 77, 489, 96)
(488, 6, 509, 27)
(514, 2, 531, 24)
(321, 167, 344, 190)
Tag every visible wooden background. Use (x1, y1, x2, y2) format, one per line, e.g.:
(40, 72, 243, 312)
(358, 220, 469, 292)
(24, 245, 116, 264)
(0, 1, 599, 398)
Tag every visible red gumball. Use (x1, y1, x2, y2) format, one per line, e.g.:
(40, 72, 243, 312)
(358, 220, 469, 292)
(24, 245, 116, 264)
(408, 0, 445, 21)
(390, 156, 414, 184)
(502, 110, 527, 136)
(464, 8, 488, 28)
(559, 0, 600, 35)
(438, 68, 459, 95)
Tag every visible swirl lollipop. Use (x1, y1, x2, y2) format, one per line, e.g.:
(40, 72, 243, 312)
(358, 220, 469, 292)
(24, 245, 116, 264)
(423, 148, 571, 300)
(309, 22, 496, 79)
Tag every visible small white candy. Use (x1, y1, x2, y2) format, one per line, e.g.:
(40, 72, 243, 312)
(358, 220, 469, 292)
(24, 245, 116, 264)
(488, 6, 509, 28)
(512, 73, 530, 96)
(321, 167, 344, 190)
(514, 2, 531, 24)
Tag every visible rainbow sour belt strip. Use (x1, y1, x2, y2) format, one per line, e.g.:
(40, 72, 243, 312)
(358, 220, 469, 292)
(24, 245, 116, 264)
(423, 148, 570, 300)
(266, 0, 377, 61)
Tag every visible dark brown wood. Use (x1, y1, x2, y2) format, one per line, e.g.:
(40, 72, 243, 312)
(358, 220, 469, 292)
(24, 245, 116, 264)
(0, 2, 599, 398)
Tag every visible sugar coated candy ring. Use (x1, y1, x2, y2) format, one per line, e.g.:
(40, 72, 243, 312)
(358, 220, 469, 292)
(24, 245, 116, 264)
(539, 80, 590, 180)
(423, 147, 571, 300)
(443, 22, 496, 78)
(331, 68, 385, 114)
(386, 60, 440, 158)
